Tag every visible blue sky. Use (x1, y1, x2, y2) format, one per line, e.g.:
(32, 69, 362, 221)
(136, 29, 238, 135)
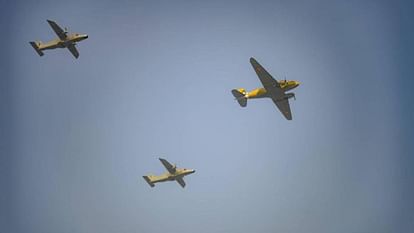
(1, 0, 413, 232)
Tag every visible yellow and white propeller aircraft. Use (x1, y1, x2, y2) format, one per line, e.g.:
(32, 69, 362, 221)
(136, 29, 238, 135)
(232, 57, 300, 120)
(30, 20, 88, 59)
(143, 158, 195, 188)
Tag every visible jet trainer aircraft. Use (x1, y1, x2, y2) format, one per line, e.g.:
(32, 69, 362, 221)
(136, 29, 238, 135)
(143, 158, 195, 188)
(30, 20, 88, 59)
(232, 57, 300, 120)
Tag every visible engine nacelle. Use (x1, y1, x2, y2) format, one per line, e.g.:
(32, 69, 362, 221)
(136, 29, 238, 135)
(284, 93, 295, 100)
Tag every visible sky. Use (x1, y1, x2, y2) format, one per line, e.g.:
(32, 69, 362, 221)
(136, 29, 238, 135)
(1, 0, 414, 232)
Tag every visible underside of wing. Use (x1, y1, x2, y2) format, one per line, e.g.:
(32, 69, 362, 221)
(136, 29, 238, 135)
(67, 44, 79, 58)
(272, 98, 292, 120)
(47, 20, 67, 40)
(176, 177, 186, 188)
(250, 57, 279, 89)
(159, 158, 176, 174)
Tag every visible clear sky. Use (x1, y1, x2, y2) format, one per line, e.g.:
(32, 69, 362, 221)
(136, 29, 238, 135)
(1, 0, 413, 232)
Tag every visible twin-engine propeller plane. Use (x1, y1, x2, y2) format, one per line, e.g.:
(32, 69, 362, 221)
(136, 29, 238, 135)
(143, 158, 195, 188)
(30, 20, 88, 59)
(232, 57, 300, 120)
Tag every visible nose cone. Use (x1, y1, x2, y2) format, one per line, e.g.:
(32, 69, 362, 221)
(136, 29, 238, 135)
(190, 169, 196, 174)
(79, 34, 88, 40)
(295, 81, 300, 87)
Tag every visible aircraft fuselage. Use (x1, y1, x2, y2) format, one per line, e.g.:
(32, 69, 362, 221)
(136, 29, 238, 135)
(146, 168, 195, 184)
(240, 80, 300, 99)
(39, 33, 88, 50)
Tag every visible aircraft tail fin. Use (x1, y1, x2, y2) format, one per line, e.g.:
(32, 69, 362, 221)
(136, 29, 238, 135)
(29, 41, 44, 56)
(143, 176, 155, 187)
(231, 89, 247, 107)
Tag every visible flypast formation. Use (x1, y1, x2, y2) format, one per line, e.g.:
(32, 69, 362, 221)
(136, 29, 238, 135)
(30, 20, 301, 188)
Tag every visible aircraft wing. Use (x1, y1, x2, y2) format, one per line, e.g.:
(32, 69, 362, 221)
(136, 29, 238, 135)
(250, 57, 280, 90)
(67, 44, 79, 58)
(176, 177, 186, 188)
(159, 158, 176, 174)
(47, 20, 67, 40)
(271, 98, 292, 120)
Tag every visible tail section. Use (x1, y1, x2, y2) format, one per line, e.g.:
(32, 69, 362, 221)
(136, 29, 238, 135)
(143, 176, 155, 187)
(231, 89, 247, 107)
(29, 41, 44, 56)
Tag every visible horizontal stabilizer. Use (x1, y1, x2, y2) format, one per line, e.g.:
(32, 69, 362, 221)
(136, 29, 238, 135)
(143, 176, 155, 187)
(231, 89, 247, 107)
(29, 42, 44, 56)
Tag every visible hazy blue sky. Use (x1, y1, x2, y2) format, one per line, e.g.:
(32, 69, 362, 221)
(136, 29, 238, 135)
(1, 0, 414, 232)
